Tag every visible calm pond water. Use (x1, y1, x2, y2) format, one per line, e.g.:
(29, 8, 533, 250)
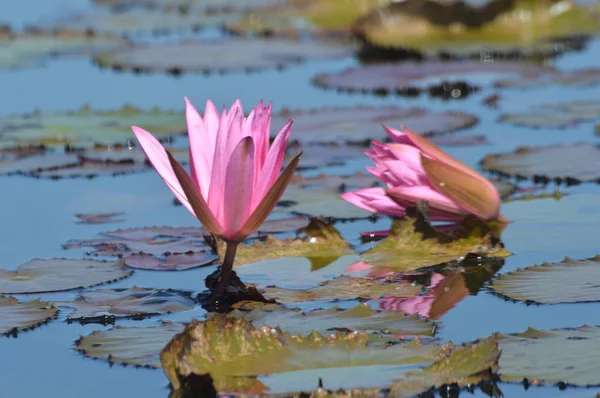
(1, 1, 600, 397)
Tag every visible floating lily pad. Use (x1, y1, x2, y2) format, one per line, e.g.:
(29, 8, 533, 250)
(271, 106, 478, 145)
(497, 325, 600, 386)
(429, 134, 487, 147)
(0, 295, 58, 335)
(489, 255, 600, 304)
(361, 215, 510, 272)
(481, 143, 600, 183)
(76, 212, 125, 224)
(255, 216, 310, 234)
(0, 105, 185, 149)
(0, 28, 126, 70)
(313, 61, 548, 98)
(124, 252, 217, 271)
(277, 173, 380, 219)
(93, 0, 287, 12)
(353, 0, 597, 58)
(227, 303, 435, 336)
(76, 321, 185, 368)
(262, 275, 422, 304)
(57, 287, 195, 320)
(0, 150, 80, 176)
(499, 100, 600, 129)
(30, 156, 150, 179)
(286, 143, 365, 170)
(0, 258, 132, 294)
(496, 68, 600, 89)
(94, 38, 353, 75)
(493, 179, 517, 199)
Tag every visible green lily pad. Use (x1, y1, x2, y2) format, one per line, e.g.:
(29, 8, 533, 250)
(124, 252, 217, 271)
(0, 258, 133, 294)
(271, 106, 478, 145)
(354, 0, 598, 58)
(313, 61, 548, 98)
(489, 255, 600, 304)
(75, 212, 125, 224)
(497, 325, 600, 386)
(56, 287, 195, 320)
(481, 143, 600, 183)
(262, 274, 422, 304)
(277, 173, 380, 219)
(94, 38, 353, 75)
(0, 28, 126, 70)
(0, 295, 58, 336)
(0, 105, 185, 149)
(499, 100, 600, 129)
(227, 303, 435, 336)
(76, 321, 185, 368)
(361, 215, 511, 272)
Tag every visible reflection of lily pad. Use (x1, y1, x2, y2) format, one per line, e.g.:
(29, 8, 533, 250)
(76, 322, 185, 368)
(361, 216, 510, 272)
(124, 252, 217, 271)
(272, 106, 478, 145)
(481, 144, 600, 183)
(313, 61, 547, 97)
(227, 303, 435, 336)
(94, 38, 352, 75)
(0, 258, 133, 294)
(499, 100, 600, 129)
(57, 287, 195, 320)
(490, 256, 600, 304)
(0, 105, 185, 149)
(497, 326, 600, 386)
(0, 28, 125, 70)
(0, 296, 58, 336)
(262, 275, 422, 304)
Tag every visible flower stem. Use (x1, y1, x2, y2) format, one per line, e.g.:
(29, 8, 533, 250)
(215, 241, 239, 297)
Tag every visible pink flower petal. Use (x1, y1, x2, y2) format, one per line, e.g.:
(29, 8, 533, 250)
(341, 187, 405, 217)
(207, 107, 231, 223)
(387, 185, 468, 217)
(184, 97, 212, 199)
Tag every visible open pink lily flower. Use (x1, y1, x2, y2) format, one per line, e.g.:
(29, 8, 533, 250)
(132, 98, 301, 296)
(342, 126, 507, 224)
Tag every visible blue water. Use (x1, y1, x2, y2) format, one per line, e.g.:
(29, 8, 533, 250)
(2, 1, 600, 397)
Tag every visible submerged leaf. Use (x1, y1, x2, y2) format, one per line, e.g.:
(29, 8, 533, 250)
(0, 295, 58, 335)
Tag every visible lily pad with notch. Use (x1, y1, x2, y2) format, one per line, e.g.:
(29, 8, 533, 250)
(481, 143, 600, 183)
(56, 286, 195, 321)
(489, 255, 600, 304)
(94, 38, 353, 75)
(0, 295, 58, 336)
(0, 258, 133, 294)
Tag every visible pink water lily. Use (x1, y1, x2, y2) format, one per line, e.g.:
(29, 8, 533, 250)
(132, 98, 300, 296)
(342, 126, 507, 223)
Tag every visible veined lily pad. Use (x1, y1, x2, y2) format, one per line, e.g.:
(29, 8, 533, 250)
(94, 38, 353, 75)
(0, 105, 185, 149)
(0, 258, 132, 294)
(0, 28, 126, 70)
(489, 255, 600, 304)
(499, 100, 600, 129)
(481, 143, 600, 183)
(497, 325, 600, 386)
(262, 275, 422, 304)
(227, 303, 435, 336)
(124, 252, 217, 271)
(0, 296, 58, 336)
(75, 212, 125, 224)
(76, 321, 185, 368)
(313, 61, 548, 98)
(271, 106, 478, 145)
(57, 287, 195, 321)
(361, 215, 510, 272)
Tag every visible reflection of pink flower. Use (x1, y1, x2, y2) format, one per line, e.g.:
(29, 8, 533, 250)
(380, 273, 452, 319)
(342, 126, 507, 223)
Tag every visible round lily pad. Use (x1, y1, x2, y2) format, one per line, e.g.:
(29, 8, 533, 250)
(0, 105, 185, 149)
(499, 100, 600, 129)
(271, 106, 478, 145)
(94, 38, 353, 75)
(496, 68, 600, 89)
(497, 325, 600, 386)
(481, 143, 600, 183)
(57, 287, 195, 321)
(0, 28, 126, 70)
(313, 61, 548, 98)
(0, 150, 80, 176)
(0, 296, 58, 336)
(30, 156, 150, 179)
(489, 255, 600, 304)
(0, 258, 133, 294)
(124, 252, 217, 271)
(75, 321, 185, 368)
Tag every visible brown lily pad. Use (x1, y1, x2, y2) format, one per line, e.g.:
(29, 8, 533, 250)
(481, 143, 600, 183)
(0, 258, 133, 294)
(56, 287, 195, 321)
(94, 38, 353, 75)
(124, 252, 217, 271)
(0, 295, 58, 336)
(313, 61, 548, 98)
